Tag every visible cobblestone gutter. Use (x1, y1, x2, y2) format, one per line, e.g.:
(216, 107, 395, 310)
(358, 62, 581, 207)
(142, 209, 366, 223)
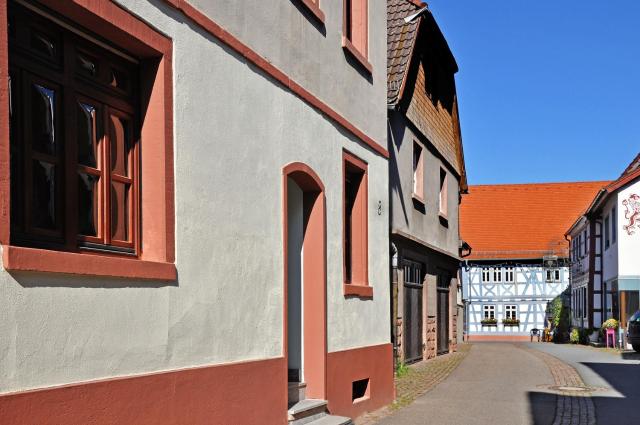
(519, 345, 597, 425)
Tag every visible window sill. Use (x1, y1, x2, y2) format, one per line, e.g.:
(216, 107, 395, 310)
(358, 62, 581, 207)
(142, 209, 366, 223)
(2, 245, 177, 281)
(341, 36, 372, 74)
(298, 0, 325, 23)
(344, 283, 373, 298)
(352, 395, 370, 405)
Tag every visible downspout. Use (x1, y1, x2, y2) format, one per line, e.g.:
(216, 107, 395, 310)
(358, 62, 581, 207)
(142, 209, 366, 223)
(390, 242, 399, 366)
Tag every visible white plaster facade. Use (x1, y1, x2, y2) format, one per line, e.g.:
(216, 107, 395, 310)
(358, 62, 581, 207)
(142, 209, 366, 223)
(0, 0, 390, 399)
(462, 265, 568, 337)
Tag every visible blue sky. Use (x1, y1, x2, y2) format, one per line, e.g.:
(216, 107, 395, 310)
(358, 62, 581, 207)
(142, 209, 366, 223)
(427, 0, 640, 185)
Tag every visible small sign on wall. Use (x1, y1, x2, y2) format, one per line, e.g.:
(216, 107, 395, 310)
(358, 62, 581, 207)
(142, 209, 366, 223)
(623, 194, 640, 235)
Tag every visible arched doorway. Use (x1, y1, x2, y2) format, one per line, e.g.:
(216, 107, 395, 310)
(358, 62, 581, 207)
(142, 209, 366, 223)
(283, 163, 327, 404)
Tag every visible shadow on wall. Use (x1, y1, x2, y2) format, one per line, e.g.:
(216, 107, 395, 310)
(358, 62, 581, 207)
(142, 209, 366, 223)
(387, 115, 409, 227)
(289, 0, 327, 36)
(528, 361, 640, 425)
(8, 270, 178, 289)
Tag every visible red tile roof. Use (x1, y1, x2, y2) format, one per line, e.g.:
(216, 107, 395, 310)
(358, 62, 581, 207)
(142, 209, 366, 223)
(387, 0, 423, 105)
(460, 181, 610, 260)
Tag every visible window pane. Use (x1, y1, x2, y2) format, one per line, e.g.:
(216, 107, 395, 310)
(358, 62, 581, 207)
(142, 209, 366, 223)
(77, 102, 98, 167)
(111, 182, 129, 241)
(32, 160, 57, 229)
(78, 173, 99, 236)
(31, 83, 56, 155)
(344, 168, 363, 283)
(110, 68, 129, 91)
(77, 54, 98, 77)
(30, 30, 56, 59)
(110, 115, 130, 176)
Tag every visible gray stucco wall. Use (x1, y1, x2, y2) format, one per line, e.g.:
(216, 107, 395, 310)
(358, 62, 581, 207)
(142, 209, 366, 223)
(188, 0, 387, 146)
(388, 111, 460, 258)
(0, 0, 389, 394)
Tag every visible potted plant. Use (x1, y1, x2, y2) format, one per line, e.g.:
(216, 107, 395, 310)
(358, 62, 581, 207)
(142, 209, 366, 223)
(570, 328, 580, 344)
(481, 317, 498, 326)
(502, 318, 520, 326)
(602, 318, 619, 330)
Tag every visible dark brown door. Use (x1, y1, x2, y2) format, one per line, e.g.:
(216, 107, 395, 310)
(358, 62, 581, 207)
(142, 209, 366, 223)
(437, 272, 450, 355)
(403, 260, 423, 363)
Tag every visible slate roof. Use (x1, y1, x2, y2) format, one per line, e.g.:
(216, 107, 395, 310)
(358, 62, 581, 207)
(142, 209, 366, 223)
(460, 181, 609, 260)
(387, 0, 425, 105)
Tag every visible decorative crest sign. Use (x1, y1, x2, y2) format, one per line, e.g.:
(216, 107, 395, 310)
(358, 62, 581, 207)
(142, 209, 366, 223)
(622, 194, 640, 235)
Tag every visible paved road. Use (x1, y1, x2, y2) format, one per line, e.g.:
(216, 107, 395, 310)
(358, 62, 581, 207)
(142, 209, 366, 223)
(376, 343, 640, 425)
(528, 343, 640, 425)
(377, 343, 557, 425)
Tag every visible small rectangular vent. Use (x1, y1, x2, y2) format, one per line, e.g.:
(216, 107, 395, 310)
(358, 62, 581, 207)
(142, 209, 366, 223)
(352, 378, 370, 402)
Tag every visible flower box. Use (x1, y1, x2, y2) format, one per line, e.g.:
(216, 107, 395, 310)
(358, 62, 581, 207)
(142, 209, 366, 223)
(502, 318, 520, 326)
(481, 318, 498, 326)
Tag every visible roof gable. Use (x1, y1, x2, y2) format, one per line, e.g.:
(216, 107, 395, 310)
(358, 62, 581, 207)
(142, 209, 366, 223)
(387, 0, 422, 105)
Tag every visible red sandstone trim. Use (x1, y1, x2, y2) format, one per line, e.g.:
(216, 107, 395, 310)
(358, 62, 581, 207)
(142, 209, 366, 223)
(342, 36, 373, 74)
(2, 245, 177, 281)
(161, 0, 387, 158)
(343, 283, 373, 298)
(282, 162, 328, 400)
(298, 0, 325, 23)
(0, 357, 287, 425)
(342, 150, 370, 296)
(326, 343, 394, 420)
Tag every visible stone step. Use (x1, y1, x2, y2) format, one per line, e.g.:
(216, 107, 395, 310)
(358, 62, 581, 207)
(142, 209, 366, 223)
(305, 415, 352, 425)
(288, 399, 328, 424)
(288, 381, 307, 404)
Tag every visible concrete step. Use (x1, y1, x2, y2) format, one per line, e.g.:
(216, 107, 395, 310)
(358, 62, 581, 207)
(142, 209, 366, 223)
(305, 415, 352, 425)
(288, 381, 307, 404)
(288, 399, 328, 424)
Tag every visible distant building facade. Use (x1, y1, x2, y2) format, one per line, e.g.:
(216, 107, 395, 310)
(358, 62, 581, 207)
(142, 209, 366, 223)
(460, 182, 605, 341)
(566, 154, 640, 331)
(387, 0, 468, 363)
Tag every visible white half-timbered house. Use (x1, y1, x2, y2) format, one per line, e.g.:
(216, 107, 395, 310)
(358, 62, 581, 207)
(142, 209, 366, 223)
(462, 263, 568, 337)
(460, 182, 606, 341)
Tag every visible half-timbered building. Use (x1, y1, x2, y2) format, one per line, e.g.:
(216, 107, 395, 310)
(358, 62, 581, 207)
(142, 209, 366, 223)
(566, 153, 640, 332)
(460, 182, 605, 341)
(387, 0, 468, 363)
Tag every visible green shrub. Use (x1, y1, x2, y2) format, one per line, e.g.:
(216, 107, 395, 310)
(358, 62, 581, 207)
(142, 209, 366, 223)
(570, 328, 580, 344)
(395, 361, 409, 378)
(548, 292, 571, 342)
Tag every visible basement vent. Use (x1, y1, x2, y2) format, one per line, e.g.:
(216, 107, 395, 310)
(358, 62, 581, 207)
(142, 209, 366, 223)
(352, 378, 370, 402)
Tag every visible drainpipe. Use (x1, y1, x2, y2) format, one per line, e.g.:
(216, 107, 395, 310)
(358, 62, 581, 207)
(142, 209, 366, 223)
(390, 242, 399, 365)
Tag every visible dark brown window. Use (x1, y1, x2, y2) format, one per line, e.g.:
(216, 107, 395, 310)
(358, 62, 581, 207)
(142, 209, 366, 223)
(8, 2, 139, 255)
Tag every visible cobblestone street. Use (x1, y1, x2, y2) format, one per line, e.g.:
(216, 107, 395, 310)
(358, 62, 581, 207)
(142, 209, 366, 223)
(370, 343, 640, 425)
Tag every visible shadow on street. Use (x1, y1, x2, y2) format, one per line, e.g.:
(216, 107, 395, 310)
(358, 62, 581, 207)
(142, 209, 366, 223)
(527, 357, 640, 425)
